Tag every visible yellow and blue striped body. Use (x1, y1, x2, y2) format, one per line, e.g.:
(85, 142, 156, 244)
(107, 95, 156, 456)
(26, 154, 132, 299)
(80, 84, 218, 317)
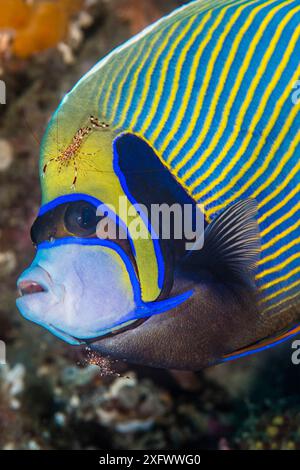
(41, 0, 300, 318)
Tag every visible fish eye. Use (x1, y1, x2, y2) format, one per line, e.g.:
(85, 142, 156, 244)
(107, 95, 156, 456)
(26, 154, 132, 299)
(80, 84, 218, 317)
(64, 202, 99, 237)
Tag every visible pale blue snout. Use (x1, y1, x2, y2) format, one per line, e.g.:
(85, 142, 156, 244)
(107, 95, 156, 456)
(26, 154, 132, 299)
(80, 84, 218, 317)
(16, 243, 137, 343)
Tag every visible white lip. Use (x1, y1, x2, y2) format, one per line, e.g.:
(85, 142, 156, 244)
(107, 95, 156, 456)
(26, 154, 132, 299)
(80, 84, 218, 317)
(17, 266, 52, 295)
(16, 265, 54, 313)
(16, 290, 49, 309)
(17, 281, 46, 299)
(17, 265, 65, 303)
(16, 265, 66, 336)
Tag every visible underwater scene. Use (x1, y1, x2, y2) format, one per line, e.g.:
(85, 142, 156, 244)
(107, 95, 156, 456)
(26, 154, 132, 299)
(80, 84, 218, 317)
(0, 0, 300, 452)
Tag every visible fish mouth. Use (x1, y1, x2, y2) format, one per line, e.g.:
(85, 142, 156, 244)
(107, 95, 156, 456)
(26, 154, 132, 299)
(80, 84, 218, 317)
(16, 267, 146, 346)
(17, 265, 53, 299)
(18, 280, 47, 297)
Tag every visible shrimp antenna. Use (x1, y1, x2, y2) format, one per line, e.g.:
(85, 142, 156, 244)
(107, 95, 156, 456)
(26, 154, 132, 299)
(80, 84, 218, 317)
(24, 115, 41, 146)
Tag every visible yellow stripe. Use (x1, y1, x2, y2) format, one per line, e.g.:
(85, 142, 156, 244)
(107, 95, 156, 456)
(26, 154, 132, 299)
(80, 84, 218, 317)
(196, 24, 300, 211)
(258, 182, 300, 227)
(223, 326, 300, 358)
(109, 40, 149, 123)
(101, 55, 131, 118)
(136, 0, 226, 134)
(154, 0, 240, 151)
(163, 0, 265, 160)
(262, 289, 300, 314)
(261, 278, 300, 304)
(204, 73, 300, 220)
(260, 200, 300, 239)
(259, 237, 300, 266)
(257, 252, 300, 279)
(131, 1, 230, 131)
(137, 14, 199, 134)
(206, 98, 300, 217)
(101, 0, 196, 116)
(189, 1, 299, 191)
(105, 2, 202, 127)
(191, 11, 300, 199)
(260, 219, 300, 252)
(98, 60, 116, 117)
(224, 325, 300, 357)
(117, 22, 180, 129)
(261, 266, 300, 291)
(255, 130, 300, 212)
(172, 0, 285, 173)
(142, 0, 242, 140)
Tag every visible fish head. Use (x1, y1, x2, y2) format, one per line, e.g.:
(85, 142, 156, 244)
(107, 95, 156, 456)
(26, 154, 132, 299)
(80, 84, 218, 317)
(16, 196, 191, 346)
(16, 198, 144, 344)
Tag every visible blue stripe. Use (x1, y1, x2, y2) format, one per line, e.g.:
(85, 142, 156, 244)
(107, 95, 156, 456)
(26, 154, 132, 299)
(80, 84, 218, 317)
(222, 325, 300, 362)
(112, 137, 165, 290)
(38, 193, 136, 257)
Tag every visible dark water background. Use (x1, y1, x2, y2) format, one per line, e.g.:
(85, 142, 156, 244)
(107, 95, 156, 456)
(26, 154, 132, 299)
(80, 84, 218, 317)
(0, 0, 299, 450)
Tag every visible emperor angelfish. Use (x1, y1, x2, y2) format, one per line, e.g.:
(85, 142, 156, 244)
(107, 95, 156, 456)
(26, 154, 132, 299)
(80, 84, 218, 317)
(17, 0, 300, 370)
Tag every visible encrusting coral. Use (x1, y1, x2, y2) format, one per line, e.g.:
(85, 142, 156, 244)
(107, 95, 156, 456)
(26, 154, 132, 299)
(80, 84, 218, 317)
(0, 0, 84, 59)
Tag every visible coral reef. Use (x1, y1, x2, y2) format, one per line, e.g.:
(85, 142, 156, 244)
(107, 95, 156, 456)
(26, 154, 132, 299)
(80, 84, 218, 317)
(0, 0, 299, 451)
(0, 0, 88, 61)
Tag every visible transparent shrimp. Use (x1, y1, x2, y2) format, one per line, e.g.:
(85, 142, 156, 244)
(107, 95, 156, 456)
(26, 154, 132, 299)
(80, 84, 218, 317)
(42, 116, 110, 189)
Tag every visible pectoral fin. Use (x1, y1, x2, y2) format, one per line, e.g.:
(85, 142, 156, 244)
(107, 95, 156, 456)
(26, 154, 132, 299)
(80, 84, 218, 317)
(184, 198, 261, 288)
